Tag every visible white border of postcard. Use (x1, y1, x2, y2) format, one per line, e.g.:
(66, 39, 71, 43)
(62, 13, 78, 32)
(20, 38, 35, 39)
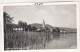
(0, 2, 79, 52)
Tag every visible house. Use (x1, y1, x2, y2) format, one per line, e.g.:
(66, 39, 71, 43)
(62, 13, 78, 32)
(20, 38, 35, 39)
(60, 30, 66, 33)
(13, 27, 23, 31)
(12, 24, 24, 31)
(36, 28, 42, 32)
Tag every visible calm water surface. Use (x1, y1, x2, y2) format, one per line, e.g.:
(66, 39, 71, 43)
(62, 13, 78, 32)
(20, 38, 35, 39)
(44, 33, 77, 49)
(23, 33, 77, 49)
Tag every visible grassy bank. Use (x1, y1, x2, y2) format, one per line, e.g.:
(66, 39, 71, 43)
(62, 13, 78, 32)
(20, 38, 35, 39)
(4, 31, 53, 50)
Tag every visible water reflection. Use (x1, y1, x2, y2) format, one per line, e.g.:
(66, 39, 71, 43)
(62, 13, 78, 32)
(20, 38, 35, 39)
(44, 32, 63, 45)
(44, 32, 66, 45)
(28, 33, 76, 49)
(46, 32, 63, 41)
(28, 32, 66, 49)
(26, 32, 66, 49)
(52, 32, 60, 39)
(41, 32, 66, 49)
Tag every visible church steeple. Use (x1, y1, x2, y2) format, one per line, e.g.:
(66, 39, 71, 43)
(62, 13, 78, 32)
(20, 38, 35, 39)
(42, 19, 45, 28)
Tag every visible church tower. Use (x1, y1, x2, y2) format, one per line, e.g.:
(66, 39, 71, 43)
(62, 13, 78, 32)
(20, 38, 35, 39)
(42, 19, 45, 28)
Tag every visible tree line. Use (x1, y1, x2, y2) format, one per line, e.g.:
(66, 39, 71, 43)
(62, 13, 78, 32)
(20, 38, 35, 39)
(4, 12, 37, 33)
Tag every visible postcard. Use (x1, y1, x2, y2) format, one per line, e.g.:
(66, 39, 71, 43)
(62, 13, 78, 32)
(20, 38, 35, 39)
(0, 2, 79, 52)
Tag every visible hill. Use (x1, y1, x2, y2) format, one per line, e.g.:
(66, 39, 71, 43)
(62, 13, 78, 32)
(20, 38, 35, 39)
(29, 23, 77, 33)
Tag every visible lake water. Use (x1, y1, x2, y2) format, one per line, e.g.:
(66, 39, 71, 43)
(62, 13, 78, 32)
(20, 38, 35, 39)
(44, 33, 77, 49)
(28, 33, 77, 49)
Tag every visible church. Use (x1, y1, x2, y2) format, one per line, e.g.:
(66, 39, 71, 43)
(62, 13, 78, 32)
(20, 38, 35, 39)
(36, 19, 52, 32)
(42, 19, 46, 29)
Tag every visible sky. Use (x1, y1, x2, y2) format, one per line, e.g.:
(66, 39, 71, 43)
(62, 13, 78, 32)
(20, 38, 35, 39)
(3, 4, 76, 28)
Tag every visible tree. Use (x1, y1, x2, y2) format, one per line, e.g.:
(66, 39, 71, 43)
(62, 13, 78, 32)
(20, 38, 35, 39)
(3, 12, 14, 33)
(18, 21, 27, 31)
(23, 22, 27, 29)
(4, 12, 14, 32)
(3, 12, 14, 49)
(4, 12, 13, 24)
(27, 25, 31, 31)
(18, 21, 23, 26)
(55, 27, 60, 32)
(31, 26, 37, 31)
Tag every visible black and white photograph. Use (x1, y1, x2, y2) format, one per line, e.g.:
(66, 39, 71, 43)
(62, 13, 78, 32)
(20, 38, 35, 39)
(3, 3, 77, 50)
